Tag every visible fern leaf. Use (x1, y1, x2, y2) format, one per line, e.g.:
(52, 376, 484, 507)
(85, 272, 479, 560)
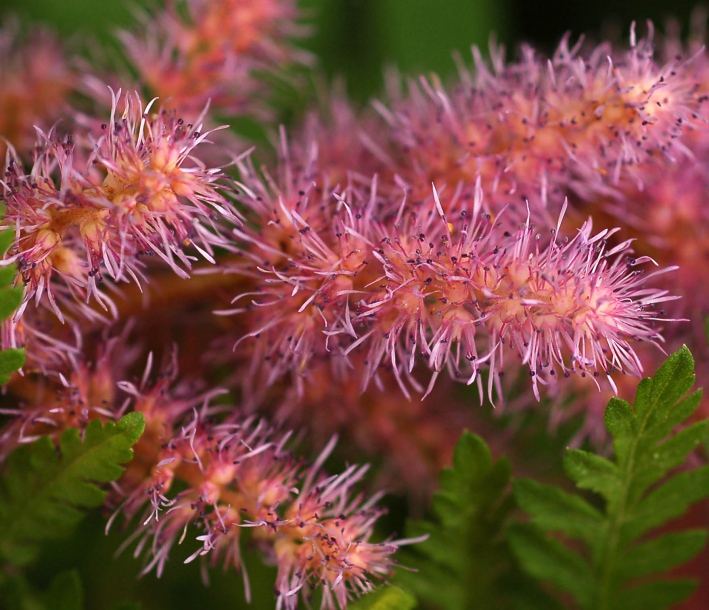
(396, 431, 563, 610)
(0, 227, 25, 383)
(507, 522, 595, 609)
(0, 413, 145, 564)
(349, 586, 416, 610)
(511, 346, 709, 610)
(0, 348, 25, 385)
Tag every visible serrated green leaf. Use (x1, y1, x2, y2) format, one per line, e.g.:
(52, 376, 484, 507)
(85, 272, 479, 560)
(616, 530, 708, 582)
(634, 346, 695, 421)
(563, 449, 619, 502)
(395, 431, 556, 610)
(627, 465, 709, 541)
(0, 347, 25, 385)
(508, 524, 594, 608)
(512, 347, 709, 610)
(0, 285, 23, 321)
(349, 586, 416, 610)
(609, 579, 698, 610)
(0, 413, 145, 563)
(628, 420, 708, 497)
(655, 390, 702, 440)
(513, 479, 603, 544)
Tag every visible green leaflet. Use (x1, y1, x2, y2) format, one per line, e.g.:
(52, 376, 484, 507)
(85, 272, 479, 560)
(349, 586, 416, 610)
(510, 346, 709, 610)
(0, 348, 26, 385)
(0, 413, 145, 565)
(0, 569, 82, 610)
(0, 227, 24, 383)
(0, 566, 142, 610)
(395, 431, 562, 610)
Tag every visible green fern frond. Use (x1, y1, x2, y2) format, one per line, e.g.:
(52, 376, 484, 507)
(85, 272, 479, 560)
(0, 413, 145, 565)
(349, 586, 416, 610)
(395, 430, 562, 610)
(510, 346, 709, 610)
(0, 226, 24, 383)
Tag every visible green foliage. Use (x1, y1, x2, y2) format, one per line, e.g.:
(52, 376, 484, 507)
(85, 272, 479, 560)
(43, 570, 83, 610)
(395, 431, 562, 610)
(0, 567, 142, 610)
(349, 586, 416, 610)
(510, 346, 709, 610)
(0, 227, 24, 384)
(0, 413, 145, 565)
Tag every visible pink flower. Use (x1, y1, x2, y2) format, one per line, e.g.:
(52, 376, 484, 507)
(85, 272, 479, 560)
(1, 90, 236, 322)
(353, 189, 677, 402)
(0, 19, 77, 158)
(374, 23, 709, 226)
(224, 136, 678, 404)
(119, 0, 307, 118)
(105, 353, 404, 609)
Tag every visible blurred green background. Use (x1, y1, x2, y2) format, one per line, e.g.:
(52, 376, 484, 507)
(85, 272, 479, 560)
(1, 0, 704, 99)
(0, 0, 704, 608)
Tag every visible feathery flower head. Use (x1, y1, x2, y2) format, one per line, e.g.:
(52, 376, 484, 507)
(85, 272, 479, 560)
(106, 354, 403, 609)
(94, 91, 236, 272)
(226, 134, 678, 404)
(352, 186, 678, 402)
(220, 143, 389, 400)
(1, 90, 235, 321)
(376, 24, 709, 225)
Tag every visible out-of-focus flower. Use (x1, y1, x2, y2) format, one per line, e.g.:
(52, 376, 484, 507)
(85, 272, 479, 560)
(120, 0, 308, 119)
(267, 353, 476, 502)
(0, 324, 138, 459)
(374, 24, 709, 227)
(0, 20, 77, 158)
(223, 133, 678, 404)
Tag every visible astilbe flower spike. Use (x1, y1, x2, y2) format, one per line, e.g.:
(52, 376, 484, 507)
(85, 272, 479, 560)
(104, 351, 406, 610)
(224, 135, 679, 404)
(1, 90, 236, 325)
(373, 23, 709, 228)
(0, 319, 405, 608)
(354, 189, 679, 401)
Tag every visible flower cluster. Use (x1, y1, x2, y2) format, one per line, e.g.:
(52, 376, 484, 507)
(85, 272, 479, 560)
(120, 0, 307, 118)
(369, 24, 708, 222)
(224, 151, 676, 404)
(0, 328, 404, 609)
(1, 91, 234, 348)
